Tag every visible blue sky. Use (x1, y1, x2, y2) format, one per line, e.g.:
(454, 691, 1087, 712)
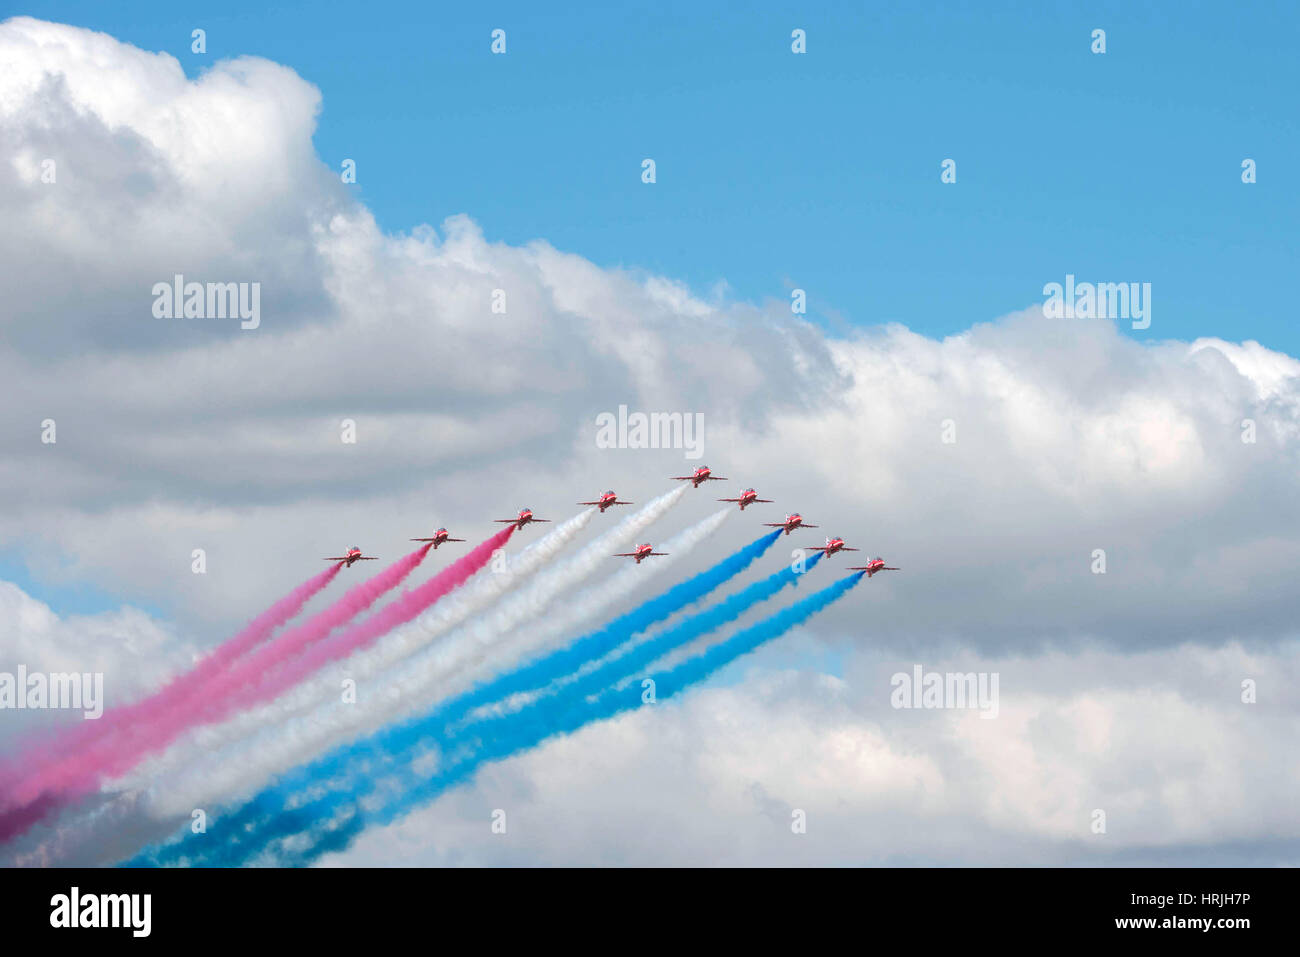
(20, 0, 1299, 353)
(0, 552, 166, 619)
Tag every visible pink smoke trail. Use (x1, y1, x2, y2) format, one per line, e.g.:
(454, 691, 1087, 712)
(0, 546, 432, 840)
(1, 530, 511, 840)
(106, 528, 513, 771)
(241, 525, 517, 707)
(0, 562, 341, 802)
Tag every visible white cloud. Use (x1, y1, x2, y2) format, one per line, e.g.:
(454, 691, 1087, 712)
(331, 637, 1300, 866)
(0, 581, 193, 746)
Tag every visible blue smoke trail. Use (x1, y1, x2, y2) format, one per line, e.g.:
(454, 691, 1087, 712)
(280, 570, 865, 866)
(427, 529, 788, 733)
(224, 535, 806, 867)
(129, 529, 782, 867)
(440, 550, 825, 738)
(237, 556, 835, 866)
(141, 537, 805, 868)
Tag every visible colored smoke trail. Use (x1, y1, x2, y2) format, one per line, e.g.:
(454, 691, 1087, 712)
(438, 547, 822, 742)
(92, 514, 592, 865)
(490, 508, 734, 673)
(164, 503, 720, 865)
(416, 505, 732, 729)
(9, 545, 432, 806)
(346, 488, 696, 734)
(139, 527, 782, 866)
(20, 514, 596, 868)
(0, 563, 341, 794)
(1, 536, 493, 841)
(245, 571, 865, 867)
(117, 510, 598, 807)
(131, 501, 696, 868)
(0, 563, 343, 843)
(429, 528, 786, 729)
(93, 533, 507, 780)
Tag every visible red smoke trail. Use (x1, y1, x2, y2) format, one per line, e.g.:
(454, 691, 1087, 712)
(0, 529, 511, 842)
(0, 562, 341, 809)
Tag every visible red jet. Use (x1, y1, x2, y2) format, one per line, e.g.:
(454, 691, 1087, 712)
(764, 513, 818, 536)
(718, 487, 773, 511)
(409, 527, 466, 549)
(613, 543, 669, 564)
(579, 490, 633, 513)
(848, 558, 901, 578)
(801, 537, 860, 557)
(323, 546, 378, 568)
(672, 465, 727, 488)
(495, 507, 551, 530)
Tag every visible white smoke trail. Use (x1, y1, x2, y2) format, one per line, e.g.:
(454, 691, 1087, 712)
(144, 488, 686, 815)
(25, 492, 712, 866)
(12, 511, 596, 866)
(411, 506, 732, 723)
(116, 509, 595, 792)
(261, 505, 730, 811)
(217, 507, 734, 868)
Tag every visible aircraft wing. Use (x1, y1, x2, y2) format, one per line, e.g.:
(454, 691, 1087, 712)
(841, 547, 860, 551)
(493, 519, 518, 523)
(323, 557, 348, 561)
(578, 501, 602, 506)
(612, 553, 639, 557)
(447, 537, 466, 542)
(706, 475, 728, 480)
(649, 552, 669, 556)
(754, 498, 774, 503)
(718, 498, 741, 502)
(802, 524, 819, 529)
(410, 537, 436, 542)
(357, 556, 378, 560)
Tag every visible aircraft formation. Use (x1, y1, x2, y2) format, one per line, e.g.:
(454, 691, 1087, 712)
(325, 465, 899, 575)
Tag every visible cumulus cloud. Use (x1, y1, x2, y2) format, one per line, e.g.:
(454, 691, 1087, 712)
(0, 581, 193, 749)
(1, 17, 1296, 864)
